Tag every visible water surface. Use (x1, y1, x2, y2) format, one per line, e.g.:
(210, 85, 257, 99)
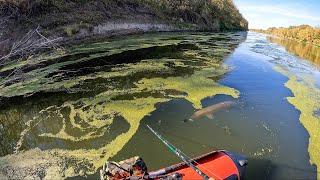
(0, 32, 319, 179)
(268, 36, 320, 67)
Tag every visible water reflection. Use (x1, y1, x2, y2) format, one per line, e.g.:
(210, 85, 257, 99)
(268, 36, 320, 67)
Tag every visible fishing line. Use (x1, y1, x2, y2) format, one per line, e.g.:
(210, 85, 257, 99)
(173, 144, 222, 179)
(147, 125, 222, 179)
(156, 128, 224, 178)
(178, 147, 222, 179)
(158, 128, 219, 150)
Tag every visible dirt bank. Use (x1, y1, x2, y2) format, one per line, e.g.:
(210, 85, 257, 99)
(0, 0, 248, 57)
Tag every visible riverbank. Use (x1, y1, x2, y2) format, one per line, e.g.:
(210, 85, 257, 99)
(267, 36, 320, 68)
(251, 25, 320, 47)
(0, 0, 248, 58)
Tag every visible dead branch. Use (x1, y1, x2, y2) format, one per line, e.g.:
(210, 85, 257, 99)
(0, 27, 64, 86)
(0, 26, 63, 65)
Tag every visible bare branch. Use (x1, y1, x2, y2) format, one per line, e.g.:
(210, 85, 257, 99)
(0, 27, 63, 65)
(0, 27, 64, 86)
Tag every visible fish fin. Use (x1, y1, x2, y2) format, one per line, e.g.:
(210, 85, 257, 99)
(183, 118, 194, 122)
(206, 114, 214, 119)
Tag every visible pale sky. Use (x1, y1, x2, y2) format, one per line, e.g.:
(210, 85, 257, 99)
(233, 0, 320, 29)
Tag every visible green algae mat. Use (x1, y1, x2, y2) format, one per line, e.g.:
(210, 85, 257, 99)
(0, 32, 245, 179)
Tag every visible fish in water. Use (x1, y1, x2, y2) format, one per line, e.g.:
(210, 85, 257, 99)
(184, 101, 236, 122)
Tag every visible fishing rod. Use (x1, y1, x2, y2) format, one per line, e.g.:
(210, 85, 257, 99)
(146, 125, 211, 180)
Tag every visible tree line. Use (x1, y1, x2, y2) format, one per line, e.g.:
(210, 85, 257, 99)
(253, 25, 320, 46)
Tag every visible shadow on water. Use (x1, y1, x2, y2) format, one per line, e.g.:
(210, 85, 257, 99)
(245, 157, 276, 180)
(247, 157, 318, 180)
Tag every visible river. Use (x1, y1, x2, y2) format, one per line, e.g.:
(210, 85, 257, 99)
(0, 32, 319, 179)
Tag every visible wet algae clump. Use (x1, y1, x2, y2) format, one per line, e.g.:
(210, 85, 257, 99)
(0, 32, 246, 178)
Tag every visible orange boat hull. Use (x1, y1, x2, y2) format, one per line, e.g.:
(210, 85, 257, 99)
(150, 151, 247, 180)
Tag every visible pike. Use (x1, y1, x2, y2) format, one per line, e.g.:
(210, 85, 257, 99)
(185, 101, 236, 122)
(147, 125, 211, 180)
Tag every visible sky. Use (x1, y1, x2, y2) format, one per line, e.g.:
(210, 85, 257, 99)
(233, 0, 320, 29)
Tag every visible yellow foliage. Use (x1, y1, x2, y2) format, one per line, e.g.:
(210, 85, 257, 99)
(253, 25, 320, 47)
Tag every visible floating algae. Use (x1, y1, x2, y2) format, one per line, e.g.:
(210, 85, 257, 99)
(275, 66, 320, 174)
(0, 148, 67, 179)
(137, 68, 239, 109)
(1, 96, 169, 179)
(0, 35, 185, 97)
(37, 103, 114, 142)
(0, 32, 246, 178)
(53, 97, 170, 170)
(0, 33, 243, 98)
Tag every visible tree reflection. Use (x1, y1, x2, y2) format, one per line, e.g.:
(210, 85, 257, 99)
(268, 36, 320, 67)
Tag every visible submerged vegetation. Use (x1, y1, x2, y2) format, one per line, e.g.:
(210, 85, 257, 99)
(0, 32, 246, 178)
(253, 25, 320, 47)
